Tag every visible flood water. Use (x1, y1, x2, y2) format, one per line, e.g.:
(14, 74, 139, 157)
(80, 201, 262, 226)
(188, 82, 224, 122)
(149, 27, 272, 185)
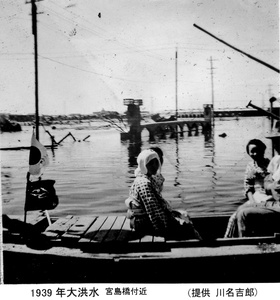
(1, 116, 274, 218)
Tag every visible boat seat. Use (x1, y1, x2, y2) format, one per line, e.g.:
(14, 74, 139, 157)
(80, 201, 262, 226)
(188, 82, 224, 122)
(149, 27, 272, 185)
(242, 212, 280, 237)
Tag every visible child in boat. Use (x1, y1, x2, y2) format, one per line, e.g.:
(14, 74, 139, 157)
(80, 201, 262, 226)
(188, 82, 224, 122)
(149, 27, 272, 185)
(224, 139, 270, 238)
(125, 149, 201, 240)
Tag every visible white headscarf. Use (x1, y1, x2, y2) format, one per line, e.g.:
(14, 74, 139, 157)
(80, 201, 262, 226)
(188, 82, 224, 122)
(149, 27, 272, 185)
(134, 149, 161, 176)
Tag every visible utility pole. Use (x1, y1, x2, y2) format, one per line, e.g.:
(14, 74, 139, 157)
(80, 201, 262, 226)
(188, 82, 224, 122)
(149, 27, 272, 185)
(208, 57, 215, 112)
(208, 56, 217, 122)
(26, 0, 43, 140)
(175, 47, 178, 119)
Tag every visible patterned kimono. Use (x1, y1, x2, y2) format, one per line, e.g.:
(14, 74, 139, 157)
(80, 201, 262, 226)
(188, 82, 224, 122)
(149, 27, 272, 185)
(236, 155, 280, 236)
(243, 159, 271, 202)
(126, 173, 200, 239)
(224, 158, 270, 238)
(126, 174, 173, 233)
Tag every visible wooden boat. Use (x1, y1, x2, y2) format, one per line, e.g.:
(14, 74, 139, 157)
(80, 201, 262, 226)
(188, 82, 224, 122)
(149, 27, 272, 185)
(3, 15, 279, 285)
(2, 212, 280, 284)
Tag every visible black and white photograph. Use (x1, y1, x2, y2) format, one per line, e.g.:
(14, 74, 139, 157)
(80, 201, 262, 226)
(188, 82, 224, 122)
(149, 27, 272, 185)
(1, 0, 279, 297)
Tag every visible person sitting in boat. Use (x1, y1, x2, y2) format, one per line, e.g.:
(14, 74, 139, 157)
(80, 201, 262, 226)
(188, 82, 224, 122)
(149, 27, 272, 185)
(148, 146, 165, 195)
(125, 146, 170, 212)
(224, 139, 270, 238)
(125, 149, 201, 240)
(126, 146, 189, 224)
(235, 133, 280, 237)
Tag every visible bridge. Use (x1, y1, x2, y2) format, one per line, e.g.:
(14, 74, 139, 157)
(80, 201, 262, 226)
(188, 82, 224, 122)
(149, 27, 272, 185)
(121, 118, 211, 140)
(121, 99, 213, 140)
(139, 118, 210, 139)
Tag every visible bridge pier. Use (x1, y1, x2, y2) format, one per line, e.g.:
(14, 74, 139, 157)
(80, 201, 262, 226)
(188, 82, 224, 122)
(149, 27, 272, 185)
(121, 100, 212, 141)
(121, 99, 142, 141)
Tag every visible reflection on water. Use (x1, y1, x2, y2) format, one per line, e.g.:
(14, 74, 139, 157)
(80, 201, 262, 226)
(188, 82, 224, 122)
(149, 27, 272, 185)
(1, 117, 274, 217)
(127, 140, 142, 167)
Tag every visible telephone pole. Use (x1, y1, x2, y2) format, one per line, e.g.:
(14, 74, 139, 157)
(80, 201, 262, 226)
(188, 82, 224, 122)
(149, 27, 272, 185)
(175, 47, 178, 119)
(208, 56, 216, 112)
(26, 0, 43, 140)
(208, 56, 217, 123)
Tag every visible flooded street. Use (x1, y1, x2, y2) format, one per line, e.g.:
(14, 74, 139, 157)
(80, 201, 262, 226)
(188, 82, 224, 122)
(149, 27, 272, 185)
(1, 116, 273, 217)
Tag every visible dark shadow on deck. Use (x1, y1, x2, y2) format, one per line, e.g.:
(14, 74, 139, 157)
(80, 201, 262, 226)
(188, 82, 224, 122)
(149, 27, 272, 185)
(79, 229, 170, 253)
(2, 214, 52, 250)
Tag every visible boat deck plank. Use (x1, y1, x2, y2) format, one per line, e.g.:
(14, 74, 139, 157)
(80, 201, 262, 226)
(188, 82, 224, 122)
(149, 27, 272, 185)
(102, 215, 126, 243)
(61, 216, 97, 241)
(116, 217, 140, 243)
(44, 215, 78, 238)
(91, 215, 118, 243)
(78, 215, 107, 243)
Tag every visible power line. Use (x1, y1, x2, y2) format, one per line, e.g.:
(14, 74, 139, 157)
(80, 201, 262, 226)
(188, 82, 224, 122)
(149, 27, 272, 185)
(41, 1, 169, 61)
(38, 54, 161, 84)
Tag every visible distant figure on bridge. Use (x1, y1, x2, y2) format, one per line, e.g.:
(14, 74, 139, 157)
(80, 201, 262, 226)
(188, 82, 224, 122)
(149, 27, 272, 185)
(125, 149, 201, 240)
(224, 139, 270, 237)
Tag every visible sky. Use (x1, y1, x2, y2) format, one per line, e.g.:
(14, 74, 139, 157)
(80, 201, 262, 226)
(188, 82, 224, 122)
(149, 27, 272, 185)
(1, 0, 279, 115)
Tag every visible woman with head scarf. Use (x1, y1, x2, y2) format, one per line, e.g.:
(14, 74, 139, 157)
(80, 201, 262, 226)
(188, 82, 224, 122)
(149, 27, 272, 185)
(126, 149, 200, 239)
